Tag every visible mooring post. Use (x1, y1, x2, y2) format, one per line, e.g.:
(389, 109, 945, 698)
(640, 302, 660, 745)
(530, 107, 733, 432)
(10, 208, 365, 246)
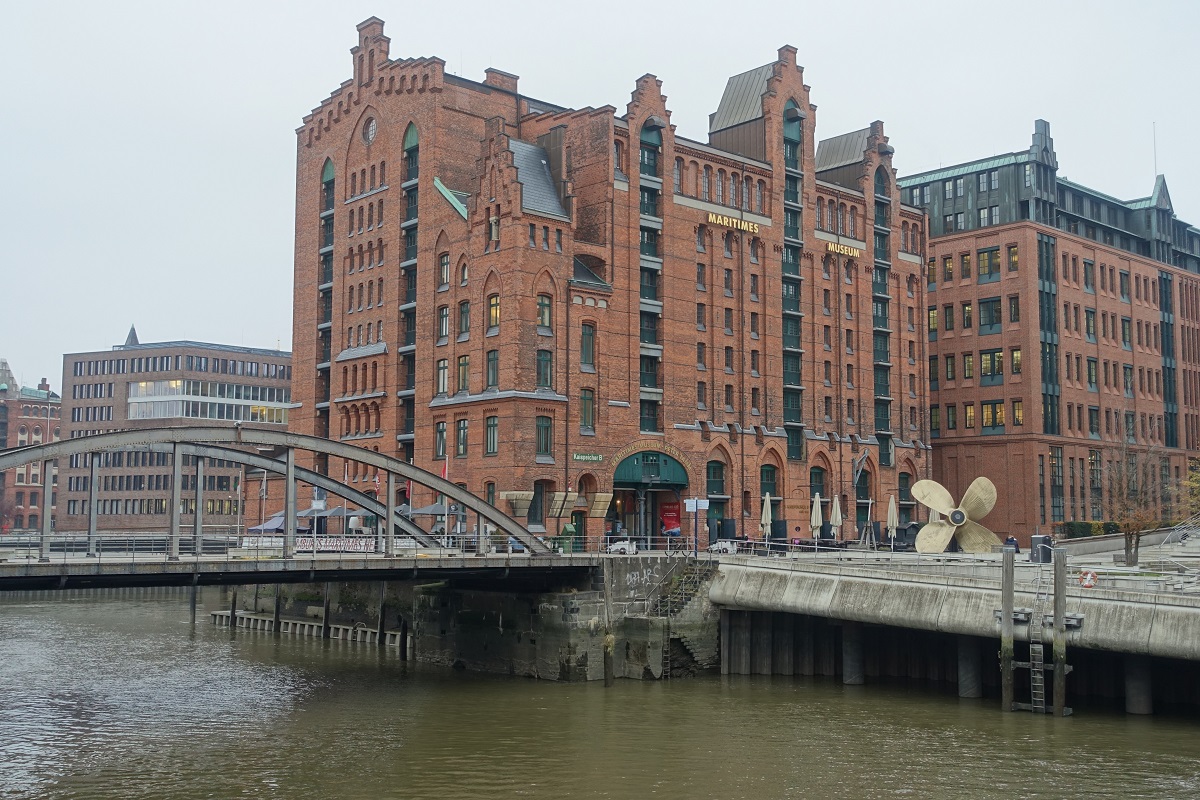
(169, 442, 183, 562)
(229, 587, 238, 631)
(1052, 547, 1068, 717)
(192, 458, 204, 559)
(321, 582, 332, 639)
(38, 463, 53, 562)
(273, 585, 283, 634)
(376, 581, 388, 646)
(1001, 546, 1015, 711)
(189, 579, 198, 625)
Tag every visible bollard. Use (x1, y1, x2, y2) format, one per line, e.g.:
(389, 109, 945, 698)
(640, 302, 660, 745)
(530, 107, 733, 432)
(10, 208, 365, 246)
(1000, 547, 1015, 711)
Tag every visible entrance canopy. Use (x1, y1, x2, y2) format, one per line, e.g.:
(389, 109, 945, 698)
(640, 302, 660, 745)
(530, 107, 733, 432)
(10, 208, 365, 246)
(613, 451, 689, 489)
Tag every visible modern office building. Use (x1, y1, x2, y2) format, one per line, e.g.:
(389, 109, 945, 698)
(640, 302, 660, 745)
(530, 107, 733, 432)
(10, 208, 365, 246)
(56, 328, 292, 533)
(289, 18, 932, 550)
(0, 359, 61, 533)
(901, 120, 1200, 540)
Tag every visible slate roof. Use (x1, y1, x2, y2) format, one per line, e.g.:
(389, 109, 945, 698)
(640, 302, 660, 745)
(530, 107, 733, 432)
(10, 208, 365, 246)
(815, 129, 869, 173)
(335, 342, 388, 362)
(709, 65, 773, 133)
(511, 139, 568, 220)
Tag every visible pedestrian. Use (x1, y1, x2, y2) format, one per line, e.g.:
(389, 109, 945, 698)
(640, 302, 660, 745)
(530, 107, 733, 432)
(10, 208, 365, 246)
(1004, 535, 1020, 553)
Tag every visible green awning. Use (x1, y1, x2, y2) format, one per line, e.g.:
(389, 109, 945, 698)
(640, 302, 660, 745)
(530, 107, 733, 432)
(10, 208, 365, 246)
(613, 451, 689, 488)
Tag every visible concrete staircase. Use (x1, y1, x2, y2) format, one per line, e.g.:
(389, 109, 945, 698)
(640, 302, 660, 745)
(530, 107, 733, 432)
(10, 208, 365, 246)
(651, 560, 717, 679)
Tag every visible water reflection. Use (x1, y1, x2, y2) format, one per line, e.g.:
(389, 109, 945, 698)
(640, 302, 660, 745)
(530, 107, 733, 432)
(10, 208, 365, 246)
(0, 590, 1197, 799)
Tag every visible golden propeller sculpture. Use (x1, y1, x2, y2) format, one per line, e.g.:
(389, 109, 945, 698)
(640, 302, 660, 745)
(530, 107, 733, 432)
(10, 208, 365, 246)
(911, 476, 1002, 554)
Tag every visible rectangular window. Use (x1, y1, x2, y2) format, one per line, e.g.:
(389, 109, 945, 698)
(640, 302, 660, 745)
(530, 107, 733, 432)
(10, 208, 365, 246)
(535, 415, 553, 455)
(962, 302, 973, 329)
(434, 421, 446, 458)
(457, 355, 470, 393)
(1085, 309, 1096, 341)
(1121, 318, 1132, 349)
(1009, 295, 1020, 323)
(1010, 347, 1022, 375)
(580, 324, 596, 368)
(458, 301, 470, 336)
(485, 416, 498, 454)
(536, 349, 553, 388)
(964, 403, 976, 428)
(946, 404, 957, 430)
(979, 298, 1001, 333)
(945, 355, 956, 381)
(696, 381, 707, 409)
(435, 359, 448, 394)
(455, 419, 468, 457)
(1086, 357, 1096, 389)
(982, 400, 1005, 430)
(980, 349, 1004, 385)
(580, 389, 595, 431)
(928, 307, 938, 333)
(1119, 271, 1130, 301)
(963, 353, 974, 379)
(488, 295, 501, 329)
(639, 400, 660, 432)
(486, 349, 499, 388)
(943, 256, 953, 282)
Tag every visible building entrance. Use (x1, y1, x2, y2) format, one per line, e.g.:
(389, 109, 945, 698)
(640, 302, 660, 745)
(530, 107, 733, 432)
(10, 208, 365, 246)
(609, 451, 689, 550)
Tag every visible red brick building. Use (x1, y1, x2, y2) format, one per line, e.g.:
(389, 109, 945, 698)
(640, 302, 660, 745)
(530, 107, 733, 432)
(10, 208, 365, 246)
(0, 359, 61, 533)
(56, 329, 292, 533)
(290, 19, 932, 549)
(901, 121, 1200, 541)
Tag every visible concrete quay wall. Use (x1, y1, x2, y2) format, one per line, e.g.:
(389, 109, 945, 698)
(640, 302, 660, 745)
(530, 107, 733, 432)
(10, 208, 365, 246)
(709, 559, 1200, 662)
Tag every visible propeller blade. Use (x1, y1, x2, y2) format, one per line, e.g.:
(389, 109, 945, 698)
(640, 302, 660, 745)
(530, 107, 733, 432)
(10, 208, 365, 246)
(959, 477, 997, 521)
(915, 521, 956, 554)
(955, 519, 1002, 554)
(911, 480, 956, 516)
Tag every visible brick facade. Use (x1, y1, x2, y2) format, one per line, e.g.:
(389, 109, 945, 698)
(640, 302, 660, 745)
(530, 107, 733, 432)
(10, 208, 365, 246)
(0, 360, 61, 533)
(290, 19, 932, 549)
(903, 121, 1200, 543)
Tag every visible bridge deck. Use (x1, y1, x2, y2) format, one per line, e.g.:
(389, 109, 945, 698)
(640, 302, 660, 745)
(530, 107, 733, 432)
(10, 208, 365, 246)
(0, 553, 603, 591)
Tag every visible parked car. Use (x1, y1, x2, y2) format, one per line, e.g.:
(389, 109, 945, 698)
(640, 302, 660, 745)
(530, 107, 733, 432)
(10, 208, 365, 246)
(605, 539, 638, 555)
(708, 540, 739, 555)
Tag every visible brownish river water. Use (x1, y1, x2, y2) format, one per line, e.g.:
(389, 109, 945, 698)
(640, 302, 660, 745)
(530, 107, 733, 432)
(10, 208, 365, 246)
(1, 588, 1198, 799)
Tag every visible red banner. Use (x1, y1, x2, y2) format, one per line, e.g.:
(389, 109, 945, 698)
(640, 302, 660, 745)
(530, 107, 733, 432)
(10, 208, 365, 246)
(659, 500, 681, 534)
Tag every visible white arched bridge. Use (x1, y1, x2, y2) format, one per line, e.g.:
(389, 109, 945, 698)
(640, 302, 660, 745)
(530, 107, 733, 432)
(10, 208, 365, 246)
(0, 426, 557, 575)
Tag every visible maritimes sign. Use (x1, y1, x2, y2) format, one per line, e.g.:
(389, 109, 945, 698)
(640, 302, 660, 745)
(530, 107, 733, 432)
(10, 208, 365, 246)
(707, 212, 760, 235)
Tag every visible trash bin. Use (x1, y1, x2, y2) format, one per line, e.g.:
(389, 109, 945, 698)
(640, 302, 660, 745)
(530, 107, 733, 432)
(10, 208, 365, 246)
(1030, 534, 1053, 563)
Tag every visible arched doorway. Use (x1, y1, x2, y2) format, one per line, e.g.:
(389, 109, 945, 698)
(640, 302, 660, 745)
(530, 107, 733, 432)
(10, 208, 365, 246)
(611, 450, 688, 550)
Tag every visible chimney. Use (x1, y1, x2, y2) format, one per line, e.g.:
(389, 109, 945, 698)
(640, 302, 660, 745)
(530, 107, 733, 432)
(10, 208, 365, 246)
(39, 378, 49, 392)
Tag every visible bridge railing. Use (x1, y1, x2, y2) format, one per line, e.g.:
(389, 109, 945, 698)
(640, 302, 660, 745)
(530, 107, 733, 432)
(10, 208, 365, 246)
(701, 540, 1200, 602)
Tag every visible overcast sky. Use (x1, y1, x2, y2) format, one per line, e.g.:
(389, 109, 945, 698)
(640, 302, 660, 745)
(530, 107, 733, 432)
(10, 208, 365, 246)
(2, 0, 1197, 390)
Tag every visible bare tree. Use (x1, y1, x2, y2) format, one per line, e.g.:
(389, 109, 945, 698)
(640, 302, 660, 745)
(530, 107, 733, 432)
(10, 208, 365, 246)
(1102, 441, 1174, 567)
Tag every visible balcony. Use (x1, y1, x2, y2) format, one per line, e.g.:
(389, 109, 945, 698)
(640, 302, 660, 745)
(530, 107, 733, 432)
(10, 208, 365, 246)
(403, 329, 416, 348)
(873, 314, 890, 330)
(319, 261, 333, 286)
(873, 346, 891, 364)
(783, 295, 800, 314)
(873, 277, 890, 297)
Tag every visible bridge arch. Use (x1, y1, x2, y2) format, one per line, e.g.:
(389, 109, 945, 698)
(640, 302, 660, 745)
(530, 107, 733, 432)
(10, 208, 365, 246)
(0, 426, 550, 559)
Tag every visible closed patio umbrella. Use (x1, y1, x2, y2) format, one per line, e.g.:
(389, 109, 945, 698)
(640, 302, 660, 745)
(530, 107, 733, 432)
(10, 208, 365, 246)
(809, 493, 824, 539)
(760, 493, 773, 542)
(886, 495, 899, 551)
(830, 495, 844, 540)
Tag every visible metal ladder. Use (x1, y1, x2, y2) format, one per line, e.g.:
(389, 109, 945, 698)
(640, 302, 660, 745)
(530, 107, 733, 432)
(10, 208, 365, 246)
(1029, 567, 1051, 713)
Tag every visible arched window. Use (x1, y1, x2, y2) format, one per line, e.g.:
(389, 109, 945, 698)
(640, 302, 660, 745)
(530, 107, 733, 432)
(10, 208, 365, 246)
(743, 176, 752, 211)
(809, 466, 826, 499)
(350, 171, 357, 196)
(379, 161, 386, 184)
(639, 123, 662, 177)
(460, 263, 468, 285)
(321, 158, 335, 211)
(828, 199, 836, 231)
(760, 464, 778, 497)
(756, 180, 765, 213)
(347, 285, 355, 312)
(837, 204, 846, 235)
(816, 199, 824, 230)
(783, 99, 803, 169)
(702, 166, 711, 201)
(706, 461, 726, 496)
(537, 294, 553, 328)
(403, 123, 419, 181)
(716, 170, 725, 204)
(673, 157, 683, 193)
(730, 172, 739, 208)
(874, 166, 889, 197)
(902, 222, 909, 252)
(377, 277, 383, 305)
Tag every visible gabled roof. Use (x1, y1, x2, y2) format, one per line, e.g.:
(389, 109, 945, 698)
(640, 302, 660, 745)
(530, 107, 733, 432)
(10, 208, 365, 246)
(709, 64, 773, 133)
(815, 128, 869, 173)
(511, 139, 568, 220)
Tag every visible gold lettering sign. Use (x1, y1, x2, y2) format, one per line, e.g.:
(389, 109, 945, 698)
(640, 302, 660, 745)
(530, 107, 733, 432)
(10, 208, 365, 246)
(706, 212, 760, 236)
(826, 241, 861, 258)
